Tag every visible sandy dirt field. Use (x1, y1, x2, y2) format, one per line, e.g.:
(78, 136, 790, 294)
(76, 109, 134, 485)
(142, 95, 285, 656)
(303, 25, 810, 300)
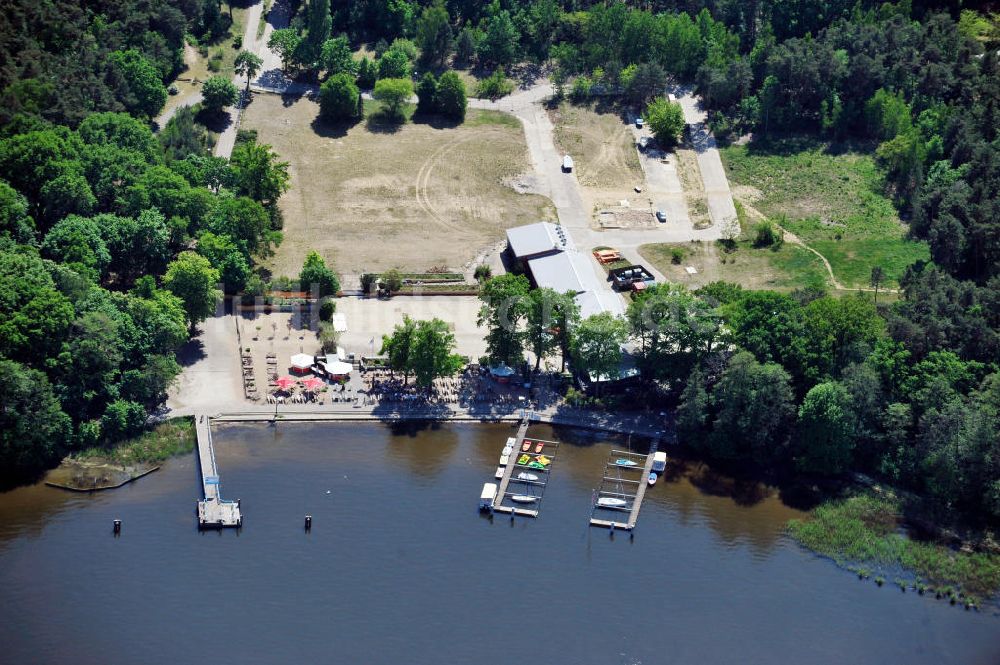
(242, 94, 554, 276)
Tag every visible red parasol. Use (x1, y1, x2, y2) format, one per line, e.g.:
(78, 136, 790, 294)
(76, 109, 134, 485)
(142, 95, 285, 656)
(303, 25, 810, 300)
(274, 375, 298, 391)
(301, 376, 325, 391)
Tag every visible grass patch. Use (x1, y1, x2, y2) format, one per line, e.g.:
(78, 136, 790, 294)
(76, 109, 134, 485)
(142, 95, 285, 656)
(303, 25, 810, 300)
(721, 138, 929, 288)
(809, 238, 930, 287)
(77, 418, 196, 465)
(788, 493, 1000, 600)
(396, 283, 479, 294)
(640, 240, 829, 291)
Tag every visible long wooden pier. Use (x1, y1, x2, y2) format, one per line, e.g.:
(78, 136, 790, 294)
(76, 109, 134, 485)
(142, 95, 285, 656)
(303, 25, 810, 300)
(589, 440, 659, 531)
(491, 420, 560, 518)
(195, 414, 242, 529)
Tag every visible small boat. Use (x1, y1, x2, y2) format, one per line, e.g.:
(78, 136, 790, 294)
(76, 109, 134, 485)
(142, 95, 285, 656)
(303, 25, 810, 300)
(517, 472, 539, 482)
(510, 495, 538, 504)
(534, 441, 545, 453)
(521, 439, 532, 452)
(614, 458, 638, 467)
(502, 443, 514, 456)
(517, 453, 531, 465)
(648, 473, 657, 486)
(597, 497, 628, 508)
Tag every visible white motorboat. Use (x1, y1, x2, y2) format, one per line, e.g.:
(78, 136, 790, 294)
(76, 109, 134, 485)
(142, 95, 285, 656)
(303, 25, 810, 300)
(597, 497, 628, 508)
(648, 473, 657, 486)
(510, 495, 538, 504)
(516, 472, 539, 482)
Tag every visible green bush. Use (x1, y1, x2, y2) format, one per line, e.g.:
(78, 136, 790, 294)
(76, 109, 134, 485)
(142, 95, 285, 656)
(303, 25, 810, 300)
(319, 72, 361, 123)
(753, 220, 782, 248)
(474, 264, 492, 282)
(319, 299, 336, 321)
(476, 69, 513, 100)
(670, 247, 686, 264)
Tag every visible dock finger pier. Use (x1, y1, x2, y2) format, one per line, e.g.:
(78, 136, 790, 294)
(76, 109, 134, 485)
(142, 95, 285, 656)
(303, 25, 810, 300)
(195, 414, 242, 529)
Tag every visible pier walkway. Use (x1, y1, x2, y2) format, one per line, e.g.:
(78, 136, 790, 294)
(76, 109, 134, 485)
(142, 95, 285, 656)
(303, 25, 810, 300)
(589, 440, 659, 531)
(492, 421, 561, 518)
(195, 414, 242, 528)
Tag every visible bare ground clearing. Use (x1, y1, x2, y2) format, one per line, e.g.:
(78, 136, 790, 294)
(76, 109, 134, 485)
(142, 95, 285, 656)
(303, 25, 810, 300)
(243, 93, 554, 276)
(550, 102, 642, 189)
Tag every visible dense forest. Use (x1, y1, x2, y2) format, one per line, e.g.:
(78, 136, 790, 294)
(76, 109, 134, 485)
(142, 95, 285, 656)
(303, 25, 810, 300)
(1, 0, 998, 524)
(0, 0, 289, 482)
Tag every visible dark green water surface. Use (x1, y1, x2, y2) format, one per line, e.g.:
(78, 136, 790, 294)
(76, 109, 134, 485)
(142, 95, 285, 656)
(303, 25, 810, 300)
(1, 422, 997, 664)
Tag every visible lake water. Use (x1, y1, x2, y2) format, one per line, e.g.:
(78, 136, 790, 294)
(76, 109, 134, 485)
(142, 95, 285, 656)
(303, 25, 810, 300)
(1, 422, 998, 665)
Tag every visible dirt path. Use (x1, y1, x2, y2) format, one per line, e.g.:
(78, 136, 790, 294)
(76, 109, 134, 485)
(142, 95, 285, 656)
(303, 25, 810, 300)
(737, 196, 898, 293)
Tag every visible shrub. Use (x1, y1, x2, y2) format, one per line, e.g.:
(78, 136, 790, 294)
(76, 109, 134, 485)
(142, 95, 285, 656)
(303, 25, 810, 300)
(753, 220, 781, 248)
(318, 320, 340, 352)
(646, 96, 685, 147)
(670, 247, 686, 264)
(373, 78, 413, 119)
(571, 75, 593, 101)
(356, 56, 377, 88)
(476, 69, 513, 100)
(208, 49, 224, 72)
(299, 251, 340, 296)
(474, 264, 492, 282)
(360, 272, 378, 294)
(436, 71, 467, 121)
(416, 72, 439, 115)
(232, 35, 243, 49)
(381, 268, 403, 294)
(319, 299, 336, 321)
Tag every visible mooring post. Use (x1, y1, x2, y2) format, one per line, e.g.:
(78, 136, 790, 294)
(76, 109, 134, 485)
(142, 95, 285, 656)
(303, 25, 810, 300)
(113, 519, 121, 535)
(305, 515, 312, 531)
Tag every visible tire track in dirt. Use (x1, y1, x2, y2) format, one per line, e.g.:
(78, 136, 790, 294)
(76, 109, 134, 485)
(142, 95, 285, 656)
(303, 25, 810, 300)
(414, 134, 474, 235)
(414, 128, 509, 237)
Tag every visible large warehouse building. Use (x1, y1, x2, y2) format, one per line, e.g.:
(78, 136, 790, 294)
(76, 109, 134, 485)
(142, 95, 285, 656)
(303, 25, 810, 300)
(505, 222, 625, 319)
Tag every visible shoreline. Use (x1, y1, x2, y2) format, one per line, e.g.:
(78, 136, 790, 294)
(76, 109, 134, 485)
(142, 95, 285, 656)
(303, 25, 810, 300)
(44, 465, 160, 492)
(205, 407, 671, 440)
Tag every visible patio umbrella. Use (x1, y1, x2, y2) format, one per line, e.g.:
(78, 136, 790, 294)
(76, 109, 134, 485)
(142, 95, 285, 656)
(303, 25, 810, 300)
(301, 376, 325, 391)
(290, 353, 314, 372)
(490, 363, 516, 377)
(274, 375, 297, 391)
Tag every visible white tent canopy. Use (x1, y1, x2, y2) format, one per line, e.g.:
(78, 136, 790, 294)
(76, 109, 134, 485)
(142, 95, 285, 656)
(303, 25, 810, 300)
(322, 360, 353, 376)
(290, 353, 314, 370)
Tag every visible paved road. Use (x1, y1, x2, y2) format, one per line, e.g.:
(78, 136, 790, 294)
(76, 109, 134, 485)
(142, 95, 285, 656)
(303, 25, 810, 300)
(212, 0, 265, 158)
(471, 85, 628, 315)
(674, 85, 738, 235)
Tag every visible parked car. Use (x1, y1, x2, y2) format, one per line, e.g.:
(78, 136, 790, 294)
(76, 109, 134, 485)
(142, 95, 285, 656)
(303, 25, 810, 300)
(635, 117, 644, 128)
(637, 136, 651, 151)
(562, 155, 574, 172)
(655, 209, 667, 223)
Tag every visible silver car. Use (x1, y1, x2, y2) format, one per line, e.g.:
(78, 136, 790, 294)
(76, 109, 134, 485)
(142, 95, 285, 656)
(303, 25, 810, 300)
(655, 209, 667, 223)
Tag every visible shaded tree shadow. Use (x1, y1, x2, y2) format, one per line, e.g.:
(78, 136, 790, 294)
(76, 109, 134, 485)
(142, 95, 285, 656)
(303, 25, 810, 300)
(410, 112, 462, 130)
(365, 112, 406, 134)
(175, 338, 207, 367)
(310, 116, 354, 138)
(195, 107, 233, 133)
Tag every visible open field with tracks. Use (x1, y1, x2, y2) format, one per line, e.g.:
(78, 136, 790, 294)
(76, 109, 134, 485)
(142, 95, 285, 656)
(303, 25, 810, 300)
(242, 94, 554, 276)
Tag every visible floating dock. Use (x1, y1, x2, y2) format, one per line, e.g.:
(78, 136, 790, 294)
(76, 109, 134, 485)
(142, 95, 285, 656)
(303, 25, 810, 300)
(491, 420, 560, 518)
(195, 414, 242, 529)
(588, 440, 659, 531)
